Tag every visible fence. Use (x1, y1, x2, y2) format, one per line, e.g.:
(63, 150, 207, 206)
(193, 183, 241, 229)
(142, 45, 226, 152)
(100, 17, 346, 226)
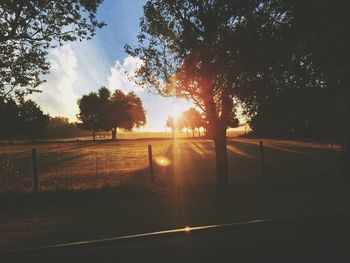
(0, 139, 347, 193)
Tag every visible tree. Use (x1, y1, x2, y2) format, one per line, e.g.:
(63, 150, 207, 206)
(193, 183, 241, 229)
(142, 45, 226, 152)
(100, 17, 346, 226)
(43, 116, 91, 138)
(166, 115, 176, 139)
(232, 0, 350, 145)
(77, 87, 146, 140)
(180, 108, 203, 138)
(17, 99, 49, 141)
(0, 97, 20, 139)
(107, 90, 146, 140)
(123, 91, 147, 131)
(126, 0, 274, 190)
(227, 111, 239, 129)
(77, 92, 100, 141)
(0, 0, 105, 97)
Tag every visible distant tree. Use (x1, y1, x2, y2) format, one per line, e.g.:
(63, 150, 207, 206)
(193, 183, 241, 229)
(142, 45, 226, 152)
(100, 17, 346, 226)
(0, 97, 20, 139)
(227, 111, 239, 129)
(166, 115, 176, 139)
(77, 87, 146, 140)
(17, 99, 49, 141)
(77, 92, 100, 141)
(182, 108, 203, 138)
(0, 0, 105, 97)
(179, 111, 190, 138)
(43, 116, 91, 139)
(107, 90, 146, 140)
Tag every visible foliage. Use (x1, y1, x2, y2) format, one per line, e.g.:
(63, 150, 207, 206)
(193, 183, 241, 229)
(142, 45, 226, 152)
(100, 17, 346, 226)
(0, 97, 49, 140)
(43, 117, 91, 138)
(126, 0, 285, 189)
(0, 0, 105, 97)
(77, 87, 146, 140)
(77, 91, 100, 139)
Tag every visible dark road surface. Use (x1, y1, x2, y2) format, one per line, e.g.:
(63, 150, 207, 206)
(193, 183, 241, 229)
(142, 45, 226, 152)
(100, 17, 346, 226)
(2, 211, 350, 263)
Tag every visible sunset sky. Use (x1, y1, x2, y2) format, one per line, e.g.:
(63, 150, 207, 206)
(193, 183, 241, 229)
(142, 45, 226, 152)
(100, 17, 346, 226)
(31, 0, 192, 131)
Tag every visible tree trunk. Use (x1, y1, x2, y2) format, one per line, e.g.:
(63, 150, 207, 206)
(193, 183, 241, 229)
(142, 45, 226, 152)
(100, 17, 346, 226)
(186, 127, 189, 137)
(111, 127, 117, 140)
(192, 129, 195, 138)
(198, 128, 201, 137)
(214, 126, 229, 192)
(92, 129, 96, 141)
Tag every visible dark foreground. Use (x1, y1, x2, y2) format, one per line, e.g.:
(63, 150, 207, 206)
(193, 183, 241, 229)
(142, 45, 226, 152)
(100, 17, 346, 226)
(2, 212, 350, 262)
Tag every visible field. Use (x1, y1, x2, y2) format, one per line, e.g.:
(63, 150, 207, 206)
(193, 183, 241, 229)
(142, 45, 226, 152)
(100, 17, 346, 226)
(0, 135, 342, 191)
(0, 135, 349, 251)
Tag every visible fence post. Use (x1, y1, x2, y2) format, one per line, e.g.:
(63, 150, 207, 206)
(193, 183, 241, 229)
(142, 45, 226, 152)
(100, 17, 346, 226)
(148, 145, 155, 183)
(32, 148, 39, 192)
(330, 143, 335, 172)
(259, 141, 266, 183)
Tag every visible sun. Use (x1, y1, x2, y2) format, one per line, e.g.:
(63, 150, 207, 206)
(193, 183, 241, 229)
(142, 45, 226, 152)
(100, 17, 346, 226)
(170, 103, 186, 120)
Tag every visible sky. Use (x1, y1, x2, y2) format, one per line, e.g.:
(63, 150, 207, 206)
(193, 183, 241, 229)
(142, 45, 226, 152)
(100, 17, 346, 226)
(31, 0, 192, 132)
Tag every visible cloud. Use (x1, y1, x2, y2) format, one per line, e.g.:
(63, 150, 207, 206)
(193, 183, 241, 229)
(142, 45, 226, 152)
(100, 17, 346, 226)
(106, 55, 193, 131)
(32, 45, 79, 121)
(107, 55, 143, 93)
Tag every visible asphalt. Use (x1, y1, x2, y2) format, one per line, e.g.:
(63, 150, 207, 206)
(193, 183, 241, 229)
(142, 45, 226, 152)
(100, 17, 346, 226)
(2, 211, 350, 263)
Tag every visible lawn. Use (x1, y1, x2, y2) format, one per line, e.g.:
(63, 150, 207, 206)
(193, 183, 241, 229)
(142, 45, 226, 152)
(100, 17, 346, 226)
(0, 135, 349, 251)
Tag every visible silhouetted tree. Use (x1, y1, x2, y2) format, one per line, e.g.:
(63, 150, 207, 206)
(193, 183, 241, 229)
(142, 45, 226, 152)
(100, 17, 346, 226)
(166, 115, 176, 139)
(181, 108, 203, 138)
(126, 0, 273, 190)
(0, 0, 105, 97)
(123, 91, 147, 131)
(77, 87, 146, 140)
(43, 117, 90, 138)
(77, 92, 100, 140)
(17, 99, 49, 141)
(0, 97, 20, 139)
(227, 111, 239, 129)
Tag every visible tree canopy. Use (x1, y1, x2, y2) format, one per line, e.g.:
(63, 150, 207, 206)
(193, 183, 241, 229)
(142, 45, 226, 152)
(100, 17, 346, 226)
(127, 0, 350, 190)
(0, 0, 105, 97)
(126, 0, 280, 189)
(0, 97, 49, 140)
(77, 87, 146, 140)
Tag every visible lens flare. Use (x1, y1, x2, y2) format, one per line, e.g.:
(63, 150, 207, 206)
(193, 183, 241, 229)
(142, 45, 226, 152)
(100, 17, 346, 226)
(154, 156, 171, 166)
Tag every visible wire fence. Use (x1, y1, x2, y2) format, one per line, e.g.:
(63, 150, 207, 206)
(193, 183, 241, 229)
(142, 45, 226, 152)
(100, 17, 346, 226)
(0, 139, 347, 193)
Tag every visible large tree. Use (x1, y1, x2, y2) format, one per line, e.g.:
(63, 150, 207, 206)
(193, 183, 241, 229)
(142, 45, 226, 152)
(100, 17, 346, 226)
(126, 0, 283, 190)
(0, 0, 105, 97)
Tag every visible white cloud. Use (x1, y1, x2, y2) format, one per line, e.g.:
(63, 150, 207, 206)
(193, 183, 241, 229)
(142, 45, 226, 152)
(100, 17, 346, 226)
(32, 45, 79, 121)
(107, 55, 143, 93)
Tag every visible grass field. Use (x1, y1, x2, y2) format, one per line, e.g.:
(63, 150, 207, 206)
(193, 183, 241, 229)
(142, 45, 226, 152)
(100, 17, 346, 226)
(0, 135, 349, 251)
(0, 135, 341, 191)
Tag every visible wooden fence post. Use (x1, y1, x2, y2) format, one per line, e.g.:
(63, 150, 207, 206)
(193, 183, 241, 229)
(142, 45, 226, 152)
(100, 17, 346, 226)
(330, 143, 335, 172)
(148, 145, 155, 183)
(32, 148, 39, 192)
(259, 141, 266, 183)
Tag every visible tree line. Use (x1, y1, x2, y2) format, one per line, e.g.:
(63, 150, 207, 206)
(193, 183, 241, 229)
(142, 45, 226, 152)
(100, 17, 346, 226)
(0, 87, 147, 141)
(166, 108, 239, 138)
(0, 97, 91, 141)
(0, 97, 49, 141)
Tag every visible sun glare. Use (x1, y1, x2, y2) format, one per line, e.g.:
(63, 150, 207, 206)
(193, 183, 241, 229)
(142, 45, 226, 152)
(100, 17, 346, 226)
(154, 156, 171, 166)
